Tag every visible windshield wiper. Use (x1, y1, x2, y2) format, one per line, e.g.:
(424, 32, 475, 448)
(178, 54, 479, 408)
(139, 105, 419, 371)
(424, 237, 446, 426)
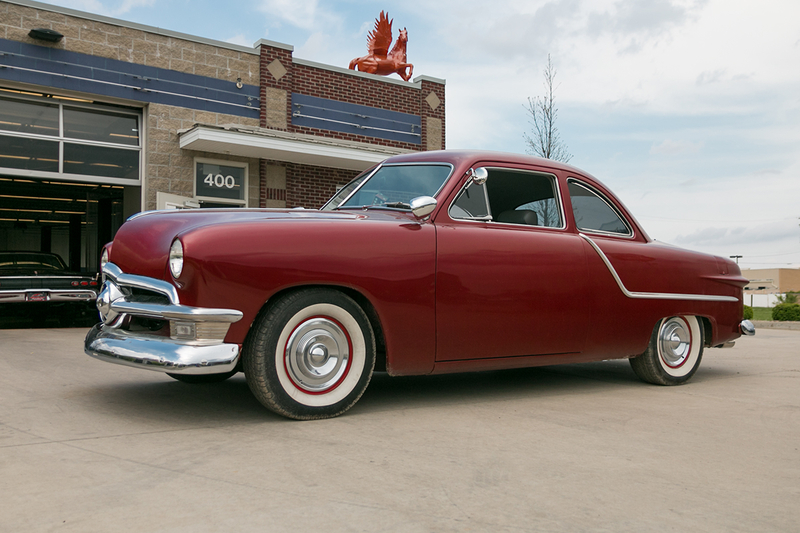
(381, 201, 410, 209)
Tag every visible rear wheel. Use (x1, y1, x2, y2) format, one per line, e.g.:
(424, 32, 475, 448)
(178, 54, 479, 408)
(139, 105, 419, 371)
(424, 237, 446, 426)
(630, 316, 704, 385)
(244, 288, 376, 420)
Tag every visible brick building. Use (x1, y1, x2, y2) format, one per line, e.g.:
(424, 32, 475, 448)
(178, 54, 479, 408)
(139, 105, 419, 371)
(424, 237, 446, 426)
(0, 0, 445, 272)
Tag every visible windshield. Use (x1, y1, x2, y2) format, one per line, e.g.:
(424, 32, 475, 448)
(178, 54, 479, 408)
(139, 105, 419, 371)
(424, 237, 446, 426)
(0, 253, 67, 271)
(323, 163, 453, 210)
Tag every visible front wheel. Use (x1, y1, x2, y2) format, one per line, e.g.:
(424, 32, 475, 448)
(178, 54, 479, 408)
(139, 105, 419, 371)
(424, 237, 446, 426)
(244, 288, 376, 420)
(630, 316, 704, 385)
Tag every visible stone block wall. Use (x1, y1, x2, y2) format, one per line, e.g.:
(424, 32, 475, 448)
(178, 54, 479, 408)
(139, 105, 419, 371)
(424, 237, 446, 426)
(147, 104, 259, 208)
(0, 2, 259, 84)
(0, 0, 261, 210)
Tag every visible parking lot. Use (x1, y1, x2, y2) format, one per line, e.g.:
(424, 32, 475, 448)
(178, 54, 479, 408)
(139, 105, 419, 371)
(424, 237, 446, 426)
(1, 326, 798, 532)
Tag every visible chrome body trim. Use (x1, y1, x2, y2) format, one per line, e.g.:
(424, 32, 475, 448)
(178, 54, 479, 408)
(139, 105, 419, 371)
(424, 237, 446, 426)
(84, 324, 239, 374)
(0, 289, 97, 303)
(109, 299, 243, 323)
(579, 233, 739, 303)
(740, 319, 756, 336)
(103, 262, 180, 305)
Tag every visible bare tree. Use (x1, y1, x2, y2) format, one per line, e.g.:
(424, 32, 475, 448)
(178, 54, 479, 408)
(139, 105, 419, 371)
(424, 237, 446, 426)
(524, 54, 572, 163)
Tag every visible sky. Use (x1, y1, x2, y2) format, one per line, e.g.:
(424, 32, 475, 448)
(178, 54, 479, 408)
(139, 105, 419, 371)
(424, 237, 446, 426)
(40, 0, 800, 269)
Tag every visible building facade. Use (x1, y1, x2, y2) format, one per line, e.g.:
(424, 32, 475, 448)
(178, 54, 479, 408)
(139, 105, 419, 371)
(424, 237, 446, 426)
(741, 268, 800, 307)
(0, 0, 445, 272)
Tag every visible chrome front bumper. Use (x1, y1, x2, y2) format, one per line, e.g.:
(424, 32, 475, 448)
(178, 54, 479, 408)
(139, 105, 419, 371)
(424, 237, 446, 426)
(85, 324, 240, 374)
(84, 263, 243, 375)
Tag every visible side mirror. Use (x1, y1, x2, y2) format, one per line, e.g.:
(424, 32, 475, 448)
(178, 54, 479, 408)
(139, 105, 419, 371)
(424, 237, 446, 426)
(466, 167, 488, 186)
(410, 196, 437, 219)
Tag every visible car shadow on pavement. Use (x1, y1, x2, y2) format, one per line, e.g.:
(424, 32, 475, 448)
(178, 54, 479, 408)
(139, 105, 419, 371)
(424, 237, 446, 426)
(81, 358, 739, 423)
(80, 375, 287, 425)
(355, 360, 643, 414)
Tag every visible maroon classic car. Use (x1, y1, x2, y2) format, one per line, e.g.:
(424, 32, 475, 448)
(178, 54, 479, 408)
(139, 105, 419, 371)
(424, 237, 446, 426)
(85, 151, 754, 419)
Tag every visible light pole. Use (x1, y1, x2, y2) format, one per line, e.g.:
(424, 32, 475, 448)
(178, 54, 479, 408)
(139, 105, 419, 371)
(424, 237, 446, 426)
(730, 255, 742, 264)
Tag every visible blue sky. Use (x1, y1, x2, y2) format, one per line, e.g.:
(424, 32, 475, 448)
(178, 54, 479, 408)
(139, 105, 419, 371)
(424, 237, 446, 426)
(42, 0, 800, 269)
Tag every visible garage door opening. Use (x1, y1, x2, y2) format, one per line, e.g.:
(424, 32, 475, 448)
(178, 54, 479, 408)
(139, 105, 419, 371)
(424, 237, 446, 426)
(0, 176, 139, 273)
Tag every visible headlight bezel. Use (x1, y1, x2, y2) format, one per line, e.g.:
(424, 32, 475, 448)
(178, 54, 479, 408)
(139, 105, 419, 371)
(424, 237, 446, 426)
(168, 239, 184, 279)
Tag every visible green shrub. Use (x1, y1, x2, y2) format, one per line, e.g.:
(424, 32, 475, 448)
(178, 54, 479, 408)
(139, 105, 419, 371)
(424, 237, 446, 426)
(743, 305, 754, 320)
(772, 303, 800, 321)
(776, 292, 798, 304)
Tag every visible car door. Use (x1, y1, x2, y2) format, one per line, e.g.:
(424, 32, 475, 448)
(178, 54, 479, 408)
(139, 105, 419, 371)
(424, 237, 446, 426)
(435, 165, 589, 362)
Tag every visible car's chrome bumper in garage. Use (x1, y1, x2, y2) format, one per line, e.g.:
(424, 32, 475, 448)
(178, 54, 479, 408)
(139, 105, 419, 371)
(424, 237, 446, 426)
(0, 289, 97, 303)
(84, 262, 244, 375)
(85, 324, 240, 374)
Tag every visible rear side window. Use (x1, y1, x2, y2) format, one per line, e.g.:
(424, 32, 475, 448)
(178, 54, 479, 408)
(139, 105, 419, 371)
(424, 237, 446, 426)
(568, 181, 631, 236)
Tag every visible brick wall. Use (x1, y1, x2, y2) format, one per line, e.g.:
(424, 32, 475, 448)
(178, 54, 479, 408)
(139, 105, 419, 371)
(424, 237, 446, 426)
(258, 42, 446, 209)
(260, 45, 445, 152)
(261, 161, 359, 209)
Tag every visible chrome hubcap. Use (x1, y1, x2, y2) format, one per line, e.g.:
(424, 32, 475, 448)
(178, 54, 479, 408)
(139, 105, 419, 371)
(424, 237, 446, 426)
(658, 317, 691, 367)
(285, 317, 350, 393)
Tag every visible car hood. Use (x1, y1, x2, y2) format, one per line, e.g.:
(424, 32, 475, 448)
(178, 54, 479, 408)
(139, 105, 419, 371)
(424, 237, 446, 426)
(109, 208, 418, 279)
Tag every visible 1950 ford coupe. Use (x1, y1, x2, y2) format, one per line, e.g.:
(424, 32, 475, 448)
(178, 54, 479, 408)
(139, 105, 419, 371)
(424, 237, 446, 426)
(85, 151, 754, 419)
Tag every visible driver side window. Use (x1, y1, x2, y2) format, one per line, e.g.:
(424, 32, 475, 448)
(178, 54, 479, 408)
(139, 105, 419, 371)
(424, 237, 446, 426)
(450, 182, 489, 219)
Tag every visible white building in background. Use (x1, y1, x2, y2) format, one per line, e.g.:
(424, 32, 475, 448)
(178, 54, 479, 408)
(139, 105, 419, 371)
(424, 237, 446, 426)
(741, 268, 800, 307)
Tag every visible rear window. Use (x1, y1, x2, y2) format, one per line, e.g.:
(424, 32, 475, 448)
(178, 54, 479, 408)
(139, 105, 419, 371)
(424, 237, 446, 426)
(568, 181, 631, 236)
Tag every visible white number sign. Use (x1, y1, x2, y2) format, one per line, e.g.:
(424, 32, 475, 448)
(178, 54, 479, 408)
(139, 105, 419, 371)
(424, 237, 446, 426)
(203, 173, 236, 189)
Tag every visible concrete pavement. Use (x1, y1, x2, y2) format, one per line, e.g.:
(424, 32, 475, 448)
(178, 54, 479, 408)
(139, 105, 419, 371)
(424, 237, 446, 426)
(1, 327, 798, 532)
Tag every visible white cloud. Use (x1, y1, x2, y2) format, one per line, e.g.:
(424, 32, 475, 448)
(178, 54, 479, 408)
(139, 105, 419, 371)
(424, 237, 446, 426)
(649, 139, 704, 155)
(225, 34, 251, 47)
(256, 0, 342, 31)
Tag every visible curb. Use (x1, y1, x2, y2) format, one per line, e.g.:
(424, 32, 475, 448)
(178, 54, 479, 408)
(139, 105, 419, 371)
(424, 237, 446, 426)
(751, 320, 800, 331)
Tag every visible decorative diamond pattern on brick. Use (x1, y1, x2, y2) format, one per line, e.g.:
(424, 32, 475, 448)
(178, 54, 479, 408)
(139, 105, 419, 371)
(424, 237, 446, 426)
(267, 59, 288, 81)
(425, 91, 441, 111)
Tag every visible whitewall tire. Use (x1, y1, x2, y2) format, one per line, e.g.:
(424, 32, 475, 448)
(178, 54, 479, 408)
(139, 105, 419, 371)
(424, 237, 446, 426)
(244, 288, 376, 420)
(630, 315, 704, 385)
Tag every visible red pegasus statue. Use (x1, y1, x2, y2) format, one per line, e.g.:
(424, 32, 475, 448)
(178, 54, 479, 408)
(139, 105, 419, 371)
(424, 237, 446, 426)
(349, 11, 413, 82)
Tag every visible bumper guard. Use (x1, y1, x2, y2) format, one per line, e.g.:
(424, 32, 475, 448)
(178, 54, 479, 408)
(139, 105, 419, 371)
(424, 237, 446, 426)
(84, 262, 243, 375)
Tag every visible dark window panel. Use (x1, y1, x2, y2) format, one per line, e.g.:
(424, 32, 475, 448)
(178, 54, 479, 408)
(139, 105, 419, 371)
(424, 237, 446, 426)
(0, 97, 59, 136)
(63, 143, 139, 180)
(0, 135, 59, 172)
(63, 107, 139, 146)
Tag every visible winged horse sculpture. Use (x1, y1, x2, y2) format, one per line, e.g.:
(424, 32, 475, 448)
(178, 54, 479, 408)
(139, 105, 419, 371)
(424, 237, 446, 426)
(349, 11, 413, 82)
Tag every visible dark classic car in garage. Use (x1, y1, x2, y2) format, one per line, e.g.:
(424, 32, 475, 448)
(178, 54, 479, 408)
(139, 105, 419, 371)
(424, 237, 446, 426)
(85, 151, 755, 419)
(1, 251, 99, 326)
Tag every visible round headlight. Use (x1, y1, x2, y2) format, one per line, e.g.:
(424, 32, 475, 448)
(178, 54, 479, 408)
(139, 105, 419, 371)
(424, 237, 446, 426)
(169, 239, 184, 278)
(100, 247, 109, 269)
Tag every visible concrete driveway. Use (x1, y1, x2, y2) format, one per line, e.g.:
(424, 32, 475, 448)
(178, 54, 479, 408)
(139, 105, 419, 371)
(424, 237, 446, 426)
(1, 327, 798, 532)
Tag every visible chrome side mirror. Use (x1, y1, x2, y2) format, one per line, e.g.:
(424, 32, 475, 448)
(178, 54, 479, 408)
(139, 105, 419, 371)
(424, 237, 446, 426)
(410, 196, 437, 219)
(466, 167, 488, 186)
